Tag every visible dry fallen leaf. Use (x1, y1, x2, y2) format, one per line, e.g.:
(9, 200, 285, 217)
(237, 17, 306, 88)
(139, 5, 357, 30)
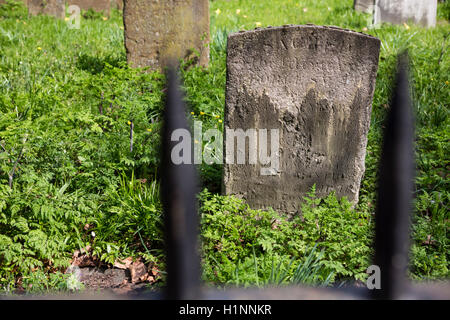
(130, 259, 148, 283)
(150, 266, 160, 277)
(73, 254, 98, 267)
(80, 245, 91, 255)
(139, 274, 148, 282)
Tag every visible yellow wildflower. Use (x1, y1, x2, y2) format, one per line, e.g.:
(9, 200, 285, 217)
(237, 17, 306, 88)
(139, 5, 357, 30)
(255, 22, 262, 27)
(445, 81, 449, 85)
(200, 111, 205, 115)
(64, 17, 70, 21)
(218, 120, 223, 123)
(403, 23, 410, 30)
(146, 128, 152, 132)
(236, 9, 241, 15)
(215, 8, 221, 15)
(37, 47, 42, 51)
(243, 15, 248, 18)
(120, 26, 124, 30)
(194, 139, 199, 144)
(215, 115, 220, 118)
(191, 111, 195, 115)
(102, 17, 108, 21)
(127, 121, 131, 125)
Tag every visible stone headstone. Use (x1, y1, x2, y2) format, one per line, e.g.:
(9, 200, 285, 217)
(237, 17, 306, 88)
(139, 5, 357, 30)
(224, 25, 381, 213)
(123, 0, 209, 70)
(374, 0, 437, 27)
(27, 0, 65, 19)
(67, 0, 111, 16)
(354, 0, 374, 13)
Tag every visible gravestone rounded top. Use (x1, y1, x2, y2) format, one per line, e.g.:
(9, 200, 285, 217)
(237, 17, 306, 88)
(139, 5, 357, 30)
(229, 24, 379, 41)
(224, 25, 381, 213)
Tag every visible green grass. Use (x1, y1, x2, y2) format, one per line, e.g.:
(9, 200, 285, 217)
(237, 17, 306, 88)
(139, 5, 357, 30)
(0, 0, 448, 292)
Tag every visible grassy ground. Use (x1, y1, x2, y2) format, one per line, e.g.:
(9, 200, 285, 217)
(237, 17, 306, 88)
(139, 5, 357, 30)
(0, 0, 448, 293)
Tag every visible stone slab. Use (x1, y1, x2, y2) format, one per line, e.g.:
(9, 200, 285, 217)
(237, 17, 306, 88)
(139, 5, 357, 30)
(27, 0, 65, 19)
(123, 0, 209, 70)
(224, 25, 381, 213)
(374, 0, 437, 27)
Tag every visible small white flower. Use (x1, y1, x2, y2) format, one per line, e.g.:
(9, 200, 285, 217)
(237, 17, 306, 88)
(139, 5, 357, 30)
(91, 231, 96, 238)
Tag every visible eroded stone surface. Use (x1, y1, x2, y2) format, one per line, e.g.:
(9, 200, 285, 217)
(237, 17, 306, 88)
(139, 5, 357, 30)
(27, 0, 65, 19)
(67, 0, 111, 15)
(354, 0, 374, 13)
(123, 0, 209, 70)
(374, 0, 437, 27)
(224, 25, 380, 213)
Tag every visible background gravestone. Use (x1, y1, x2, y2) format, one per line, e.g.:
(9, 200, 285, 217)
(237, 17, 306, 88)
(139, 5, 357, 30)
(354, 0, 374, 13)
(67, 0, 111, 16)
(374, 0, 437, 27)
(224, 25, 380, 213)
(27, 0, 65, 19)
(123, 0, 209, 70)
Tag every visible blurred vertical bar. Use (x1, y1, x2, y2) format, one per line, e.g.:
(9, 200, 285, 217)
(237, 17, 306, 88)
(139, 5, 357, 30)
(373, 52, 415, 299)
(161, 64, 201, 300)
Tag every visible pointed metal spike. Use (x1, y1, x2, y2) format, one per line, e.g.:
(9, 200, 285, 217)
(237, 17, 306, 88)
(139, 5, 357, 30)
(373, 52, 415, 300)
(161, 64, 201, 300)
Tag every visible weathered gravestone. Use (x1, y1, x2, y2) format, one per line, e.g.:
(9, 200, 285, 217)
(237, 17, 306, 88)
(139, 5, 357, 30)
(27, 0, 65, 19)
(123, 0, 209, 70)
(67, 0, 111, 16)
(224, 25, 381, 213)
(374, 0, 437, 27)
(354, 0, 374, 13)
